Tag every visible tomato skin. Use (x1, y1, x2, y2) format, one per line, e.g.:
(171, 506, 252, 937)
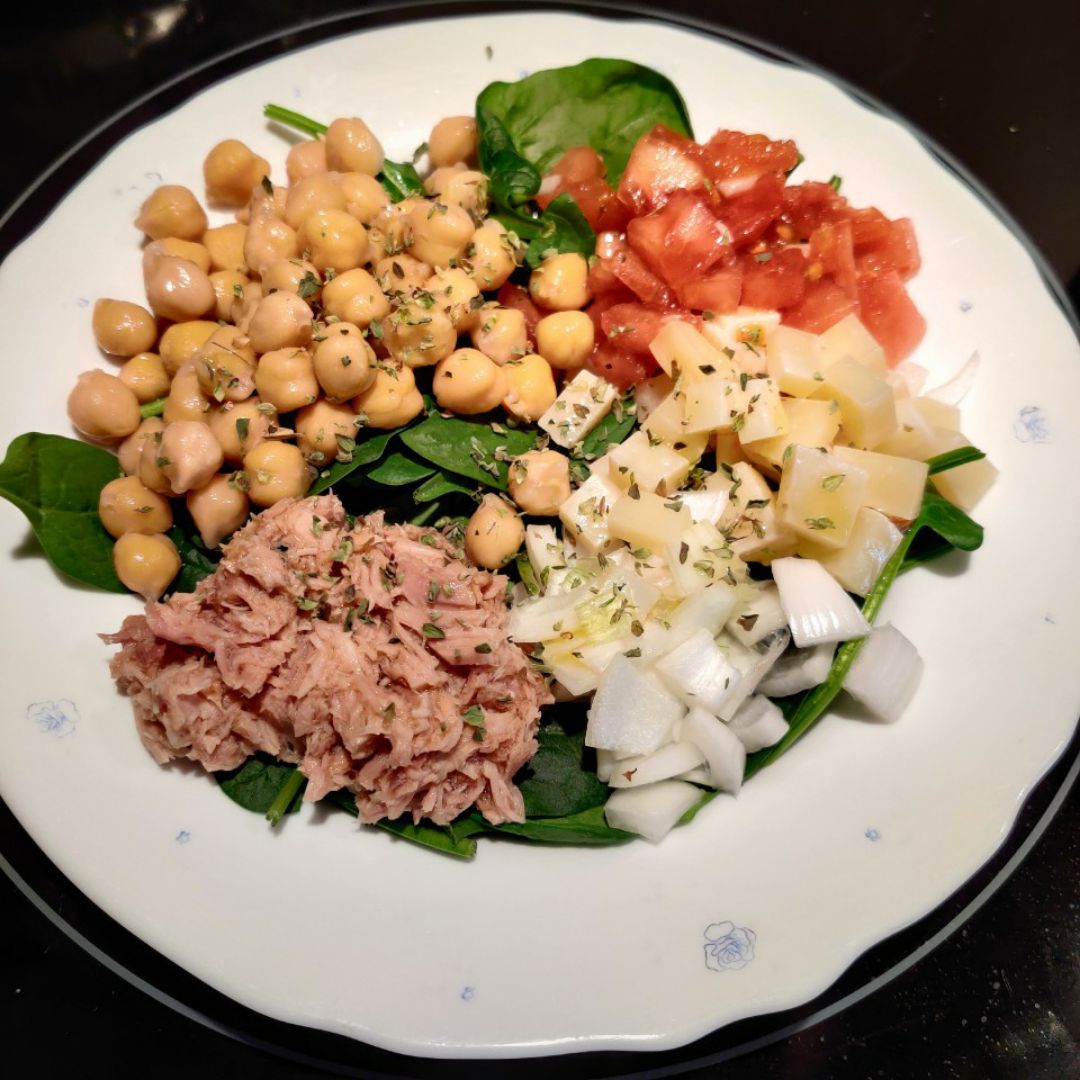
(600, 303, 701, 355)
(496, 282, 542, 339)
(626, 190, 732, 290)
(701, 129, 801, 192)
(853, 214, 921, 280)
(808, 220, 857, 298)
(781, 280, 859, 333)
(585, 287, 637, 335)
(722, 173, 786, 249)
(587, 342, 658, 388)
(617, 125, 707, 215)
(546, 146, 605, 184)
(594, 234, 671, 306)
(739, 248, 807, 310)
(676, 268, 743, 313)
(780, 181, 849, 239)
(857, 271, 926, 365)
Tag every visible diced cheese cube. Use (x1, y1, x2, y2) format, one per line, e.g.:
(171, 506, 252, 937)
(776, 444, 870, 549)
(717, 461, 797, 562)
(608, 489, 692, 551)
(634, 373, 674, 419)
(832, 446, 929, 521)
(701, 307, 781, 376)
(683, 377, 747, 434)
(875, 396, 962, 460)
(766, 324, 827, 397)
(714, 430, 747, 466)
(736, 377, 788, 444)
(742, 397, 841, 478)
(558, 469, 621, 554)
(608, 430, 691, 495)
(818, 313, 887, 376)
(801, 506, 903, 597)
(811, 356, 898, 449)
(664, 521, 742, 597)
(641, 392, 688, 443)
(539, 369, 616, 448)
(676, 471, 731, 527)
(669, 429, 710, 464)
(927, 431, 998, 512)
(650, 321, 738, 381)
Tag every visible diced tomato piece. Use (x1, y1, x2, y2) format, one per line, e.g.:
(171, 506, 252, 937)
(567, 178, 631, 232)
(617, 125, 707, 215)
(587, 247, 623, 296)
(600, 303, 701, 356)
(676, 268, 743, 314)
(809, 220, 857, 298)
(854, 215, 921, 281)
(701, 129, 800, 194)
(585, 287, 637, 335)
(722, 173, 786, 249)
(594, 234, 671, 306)
(739, 248, 807, 310)
(780, 181, 849, 240)
(781, 280, 859, 334)
(548, 146, 606, 184)
(857, 271, 926, 365)
(587, 342, 658, 389)
(496, 282, 542, 339)
(626, 190, 732, 291)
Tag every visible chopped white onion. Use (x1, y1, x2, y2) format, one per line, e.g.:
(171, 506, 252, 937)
(843, 622, 924, 723)
(665, 583, 739, 644)
(524, 524, 563, 592)
(726, 583, 788, 648)
(654, 628, 743, 715)
(585, 655, 685, 756)
(728, 695, 790, 752)
(607, 741, 706, 788)
(546, 654, 598, 698)
(681, 707, 746, 793)
(717, 629, 789, 720)
(538, 173, 563, 196)
(604, 781, 702, 843)
(678, 486, 730, 527)
(771, 557, 871, 647)
(596, 749, 618, 782)
(757, 641, 837, 698)
(926, 350, 980, 406)
(678, 766, 713, 786)
(507, 590, 582, 643)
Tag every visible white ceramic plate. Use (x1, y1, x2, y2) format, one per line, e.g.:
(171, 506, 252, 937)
(1, 10, 1079, 1060)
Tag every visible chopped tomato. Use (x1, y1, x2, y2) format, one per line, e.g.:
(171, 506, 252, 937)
(585, 287, 637, 335)
(617, 125, 707, 215)
(536, 148, 630, 233)
(739, 248, 807, 310)
(852, 213, 921, 280)
(781, 280, 859, 334)
(808, 220, 857, 297)
(594, 234, 671, 306)
(857, 271, 926, 365)
(626, 190, 732, 289)
(496, 282, 542, 339)
(780, 181, 849, 240)
(701, 129, 800, 194)
(676, 268, 743, 314)
(545, 146, 605, 185)
(587, 342, 657, 388)
(721, 173, 786, 249)
(600, 303, 700, 355)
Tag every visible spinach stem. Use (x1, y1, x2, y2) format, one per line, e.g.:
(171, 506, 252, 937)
(926, 446, 986, 475)
(139, 398, 165, 419)
(265, 767, 306, 826)
(410, 501, 441, 527)
(263, 104, 327, 137)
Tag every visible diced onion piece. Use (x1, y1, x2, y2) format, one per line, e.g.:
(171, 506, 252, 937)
(507, 590, 582, 643)
(681, 707, 747, 793)
(663, 583, 740, 649)
(596, 748, 618, 782)
(887, 360, 929, 399)
(757, 641, 836, 697)
(524, 524, 563, 593)
(727, 695, 790, 752)
(607, 741, 706, 788)
(718, 629, 789, 719)
(604, 781, 702, 842)
(654, 627, 743, 714)
(586, 655, 686, 756)
(771, 557, 870, 647)
(678, 766, 712, 785)
(663, 521, 741, 598)
(546, 653, 598, 698)
(539, 368, 616, 448)
(925, 351, 979, 406)
(726, 583, 787, 647)
(677, 471, 730, 526)
(843, 622, 924, 723)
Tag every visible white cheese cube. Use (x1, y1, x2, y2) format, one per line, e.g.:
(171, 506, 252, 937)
(776, 444, 870, 549)
(608, 430, 692, 495)
(701, 306, 781, 376)
(539, 369, 616, 448)
(817, 313, 887, 376)
(736, 377, 788, 444)
(558, 469, 621, 555)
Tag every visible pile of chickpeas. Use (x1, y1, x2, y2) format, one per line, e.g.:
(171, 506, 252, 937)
(69, 113, 601, 600)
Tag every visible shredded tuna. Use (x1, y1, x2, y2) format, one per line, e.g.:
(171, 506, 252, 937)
(102, 495, 551, 826)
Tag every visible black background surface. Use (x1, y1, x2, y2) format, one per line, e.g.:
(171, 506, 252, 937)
(2, 2, 1079, 1077)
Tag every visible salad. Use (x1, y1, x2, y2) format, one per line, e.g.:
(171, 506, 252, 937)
(0, 58, 994, 857)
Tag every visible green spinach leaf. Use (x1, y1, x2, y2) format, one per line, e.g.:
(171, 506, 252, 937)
(525, 193, 596, 268)
(517, 719, 610, 818)
(400, 414, 537, 489)
(487, 805, 634, 846)
(379, 159, 426, 202)
(217, 755, 306, 818)
(307, 428, 401, 495)
(167, 525, 219, 593)
(0, 432, 125, 592)
(579, 395, 636, 459)
(326, 790, 483, 858)
(412, 471, 476, 503)
(365, 451, 436, 486)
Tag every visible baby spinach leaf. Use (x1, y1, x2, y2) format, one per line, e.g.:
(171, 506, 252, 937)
(579, 395, 637, 459)
(307, 427, 401, 495)
(379, 159, 426, 202)
(517, 719, 610, 818)
(477, 58, 693, 188)
(400, 414, 537, 489)
(263, 104, 327, 137)
(475, 105, 544, 237)
(412, 471, 476, 503)
(167, 525, 219, 593)
(325, 790, 482, 858)
(524, 193, 596, 268)
(365, 451, 436, 487)
(0, 432, 125, 592)
(217, 755, 306, 817)
(925, 446, 986, 475)
(488, 805, 634, 846)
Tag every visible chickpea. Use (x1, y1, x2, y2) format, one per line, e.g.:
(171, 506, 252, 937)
(283, 174, 346, 231)
(325, 117, 383, 175)
(373, 254, 431, 296)
(247, 291, 314, 354)
(209, 270, 250, 320)
(230, 279, 263, 333)
(535, 310, 595, 370)
(352, 363, 424, 429)
(433, 348, 508, 415)
(507, 450, 571, 516)
(118, 352, 170, 403)
(144, 255, 215, 322)
(295, 399, 359, 464)
(529, 252, 591, 311)
(208, 322, 255, 359)
(425, 267, 482, 332)
(321, 267, 389, 328)
(244, 442, 311, 507)
(502, 353, 557, 422)
(406, 198, 473, 268)
(158, 420, 225, 494)
(336, 172, 390, 224)
(118, 417, 164, 476)
(262, 258, 321, 301)
(68, 371, 141, 441)
(92, 299, 157, 357)
(208, 397, 275, 463)
(244, 188, 299, 278)
(98, 475, 173, 538)
(163, 362, 212, 424)
(286, 139, 327, 185)
(186, 474, 250, 549)
(429, 116, 477, 168)
(471, 307, 527, 365)
(194, 340, 256, 404)
(424, 167, 488, 215)
(383, 300, 456, 368)
(137, 427, 173, 494)
(204, 139, 271, 206)
(201, 223, 248, 274)
(297, 208, 368, 274)
(313, 322, 376, 399)
(468, 218, 520, 291)
(464, 493, 524, 570)
(157, 319, 216, 376)
(366, 197, 419, 258)
(135, 185, 208, 241)
(148, 237, 211, 273)
(254, 347, 319, 412)
(113, 532, 180, 601)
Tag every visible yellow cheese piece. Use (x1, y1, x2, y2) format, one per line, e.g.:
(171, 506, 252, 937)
(776, 444, 870, 549)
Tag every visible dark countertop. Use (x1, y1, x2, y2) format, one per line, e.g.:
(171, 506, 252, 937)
(2, 3, 1078, 1077)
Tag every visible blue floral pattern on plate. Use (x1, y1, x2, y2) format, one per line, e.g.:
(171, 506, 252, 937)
(703, 922, 756, 972)
(1014, 406, 1050, 443)
(28, 700, 78, 738)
